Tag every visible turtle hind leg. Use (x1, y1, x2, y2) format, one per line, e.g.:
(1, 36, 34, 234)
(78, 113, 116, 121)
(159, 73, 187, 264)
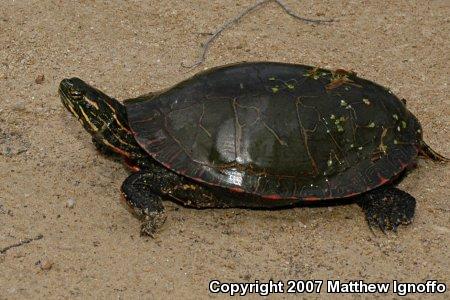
(121, 172, 166, 237)
(356, 187, 416, 233)
(419, 141, 449, 162)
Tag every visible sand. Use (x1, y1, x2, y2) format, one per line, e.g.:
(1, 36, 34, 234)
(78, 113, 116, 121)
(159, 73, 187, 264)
(0, 0, 449, 299)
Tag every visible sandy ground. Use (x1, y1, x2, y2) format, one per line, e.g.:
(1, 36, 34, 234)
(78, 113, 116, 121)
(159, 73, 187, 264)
(0, 0, 449, 299)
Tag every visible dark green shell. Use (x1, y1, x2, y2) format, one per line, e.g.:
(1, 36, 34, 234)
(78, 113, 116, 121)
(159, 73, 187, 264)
(125, 62, 421, 200)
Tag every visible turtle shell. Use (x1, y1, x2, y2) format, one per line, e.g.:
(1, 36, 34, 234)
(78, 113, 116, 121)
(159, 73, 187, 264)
(124, 62, 421, 200)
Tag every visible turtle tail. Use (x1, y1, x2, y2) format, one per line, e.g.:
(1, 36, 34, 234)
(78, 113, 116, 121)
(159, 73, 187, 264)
(419, 141, 449, 162)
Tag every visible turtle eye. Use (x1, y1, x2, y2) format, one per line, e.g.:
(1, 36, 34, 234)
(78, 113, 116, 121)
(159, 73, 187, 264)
(70, 90, 83, 100)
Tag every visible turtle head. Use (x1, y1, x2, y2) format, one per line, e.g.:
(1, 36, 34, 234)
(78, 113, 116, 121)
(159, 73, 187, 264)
(59, 77, 143, 159)
(59, 77, 125, 136)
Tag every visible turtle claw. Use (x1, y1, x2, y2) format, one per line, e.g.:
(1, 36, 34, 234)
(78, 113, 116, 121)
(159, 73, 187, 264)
(140, 211, 167, 237)
(391, 223, 398, 233)
(358, 187, 416, 233)
(366, 215, 389, 235)
(378, 222, 388, 235)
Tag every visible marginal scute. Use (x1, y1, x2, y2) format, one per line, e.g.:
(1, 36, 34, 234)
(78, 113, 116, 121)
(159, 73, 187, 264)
(125, 62, 420, 200)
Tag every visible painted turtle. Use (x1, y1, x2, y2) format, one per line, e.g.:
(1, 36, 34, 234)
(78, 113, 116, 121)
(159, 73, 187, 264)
(59, 62, 447, 236)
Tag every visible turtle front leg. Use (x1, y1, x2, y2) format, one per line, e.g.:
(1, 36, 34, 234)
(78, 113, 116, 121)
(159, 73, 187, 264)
(121, 168, 225, 236)
(121, 172, 166, 237)
(356, 187, 416, 232)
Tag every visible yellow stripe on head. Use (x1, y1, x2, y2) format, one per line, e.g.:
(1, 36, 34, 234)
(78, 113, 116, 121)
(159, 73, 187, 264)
(104, 100, 132, 133)
(79, 106, 99, 132)
(84, 97, 100, 110)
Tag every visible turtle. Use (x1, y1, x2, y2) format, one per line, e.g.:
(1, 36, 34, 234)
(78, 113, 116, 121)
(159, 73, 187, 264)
(59, 62, 447, 236)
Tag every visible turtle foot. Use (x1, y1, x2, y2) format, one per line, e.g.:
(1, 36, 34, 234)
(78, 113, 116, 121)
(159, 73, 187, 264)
(140, 211, 167, 237)
(357, 187, 416, 233)
(122, 172, 166, 236)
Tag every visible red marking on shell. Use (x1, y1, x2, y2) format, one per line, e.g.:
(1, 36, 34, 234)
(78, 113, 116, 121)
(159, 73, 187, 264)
(377, 174, 390, 185)
(398, 159, 409, 169)
(162, 162, 172, 169)
(145, 137, 165, 146)
(263, 194, 283, 200)
(167, 150, 182, 164)
(343, 192, 359, 198)
(303, 196, 320, 201)
(229, 187, 245, 193)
